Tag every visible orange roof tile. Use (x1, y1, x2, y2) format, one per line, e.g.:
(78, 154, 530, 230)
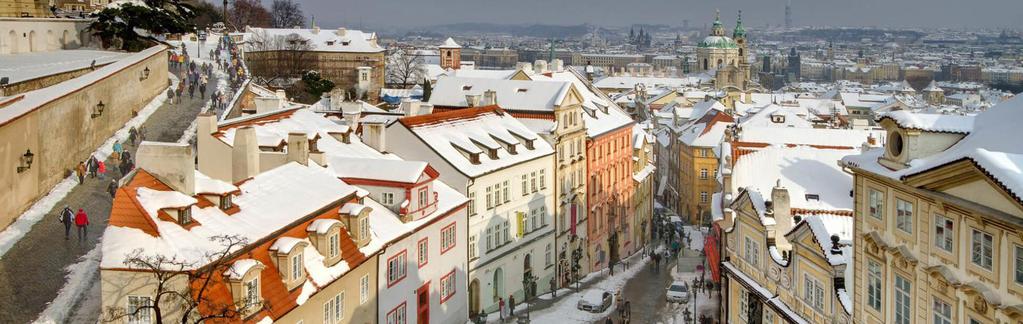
(400, 105, 504, 127)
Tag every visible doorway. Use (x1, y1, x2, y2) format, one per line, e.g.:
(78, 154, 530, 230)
(417, 283, 430, 324)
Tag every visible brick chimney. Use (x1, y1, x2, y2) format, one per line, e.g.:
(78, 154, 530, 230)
(361, 122, 387, 153)
(286, 133, 309, 166)
(231, 127, 260, 182)
(136, 142, 195, 195)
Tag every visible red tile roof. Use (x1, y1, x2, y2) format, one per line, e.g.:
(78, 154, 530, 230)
(400, 105, 504, 127)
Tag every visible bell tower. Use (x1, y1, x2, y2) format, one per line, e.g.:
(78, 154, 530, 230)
(439, 37, 461, 70)
(734, 10, 750, 88)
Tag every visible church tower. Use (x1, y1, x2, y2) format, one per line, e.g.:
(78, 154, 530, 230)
(733, 10, 750, 88)
(711, 10, 726, 37)
(439, 37, 461, 70)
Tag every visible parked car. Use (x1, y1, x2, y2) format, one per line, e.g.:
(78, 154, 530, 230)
(666, 281, 690, 303)
(577, 289, 613, 313)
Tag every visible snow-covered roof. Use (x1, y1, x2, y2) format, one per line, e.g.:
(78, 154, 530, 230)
(678, 108, 733, 147)
(269, 236, 305, 254)
(439, 37, 461, 49)
(732, 146, 856, 211)
(102, 162, 359, 270)
(224, 259, 262, 280)
(592, 76, 702, 90)
(843, 95, 1023, 206)
(398, 106, 554, 178)
(738, 127, 882, 148)
(738, 104, 815, 128)
(442, 69, 519, 80)
(428, 76, 572, 112)
(877, 111, 974, 134)
(135, 187, 197, 215)
(194, 171, 238, 195)
(325, 156, 429, 184)
(798, 214, 853, 265)
(306, 219, 341, 235)
(0, 49, 130, 85)
(242, 27, 383, 53)
(542, 70, 634, 138)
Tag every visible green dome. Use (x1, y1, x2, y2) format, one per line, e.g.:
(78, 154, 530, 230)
(698, 36, 738, 49)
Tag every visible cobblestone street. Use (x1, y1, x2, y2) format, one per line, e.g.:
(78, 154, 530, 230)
(0, 64, 220, 323)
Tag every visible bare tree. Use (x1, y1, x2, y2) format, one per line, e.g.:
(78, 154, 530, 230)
(103, 235, 252, 324)
(229, 0, 271, 29)
(386, 47, 426, 89)
(270, 0, 305, 28)
(245, 30, 315, 87)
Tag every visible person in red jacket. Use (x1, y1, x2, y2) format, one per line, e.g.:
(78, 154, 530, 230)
(74, 208, 89, 242)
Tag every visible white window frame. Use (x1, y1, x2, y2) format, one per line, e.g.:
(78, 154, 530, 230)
(868, 189, 883, 219)
(382, 192, 395, 205)
(291, 253, 304, 280)
(360, 274, 370, 304)
(126, 295, 153, 324)
(895, 198, 913, 233)
(971, 229, 993, 270)
(1015, 245, 1023, 285)
(468, 191, 476, 216)
(894, 275, 911, 324)
(329, 232, 339, 258)
(743, 236, 759, 267)
(934, 297, 952, 324)
(867, 260, 882, 312)
(244, 277, 260, 308)
(934, 214, 954, 252)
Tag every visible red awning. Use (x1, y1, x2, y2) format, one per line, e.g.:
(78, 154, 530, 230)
(705, 223, 722, 283)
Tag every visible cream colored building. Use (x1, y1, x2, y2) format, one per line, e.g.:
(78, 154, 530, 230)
(841, 105, 1023, 324)
(0, 0, 47, 17)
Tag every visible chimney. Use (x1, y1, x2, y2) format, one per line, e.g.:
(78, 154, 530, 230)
(286, 133, 309, 166)
(312, 26, 320, 34)
(418, 103, 434, 116)
(195, 113, 227, 181)
(465, 94, 481, 107)
(361, 122, 387, 153)
(771, 179, 793, 246)
(275, 89, 287, 99)
(482, 89, 497, 106)
(136, 142, 195, 196)
(319, 94, 331, 111)
(336, 28, 347, 36)
(534, 60, 548, 74)
(255, 95, 283, 114)
(516, 62, 534, 74)
(551, 59, 564, 72)
(400, 99, 424, 117)
(231, 127, 260, 182)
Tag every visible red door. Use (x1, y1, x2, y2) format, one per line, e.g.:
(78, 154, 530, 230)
(417, 283, 430, 324)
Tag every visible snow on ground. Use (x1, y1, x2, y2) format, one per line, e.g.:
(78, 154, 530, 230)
(33, 243, 102, 324)
(0, 49, 130, 84)
(664, 265, 719, 324)
(683, 226, 707, 252)
(526, 251, 651, 323)
(0, 74, 176, 260)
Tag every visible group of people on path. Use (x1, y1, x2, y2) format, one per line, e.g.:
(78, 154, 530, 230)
(57, 205, 89, 241)
(65, 124, 143, 245)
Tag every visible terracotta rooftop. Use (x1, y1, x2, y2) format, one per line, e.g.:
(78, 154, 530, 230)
(399, 105, 504, 127)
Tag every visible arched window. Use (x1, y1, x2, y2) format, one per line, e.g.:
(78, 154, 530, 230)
(703, 59, 708, 70)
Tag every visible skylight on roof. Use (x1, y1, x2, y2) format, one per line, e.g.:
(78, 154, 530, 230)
(462, 85, 472, 91)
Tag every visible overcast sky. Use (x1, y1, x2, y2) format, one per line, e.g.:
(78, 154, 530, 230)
(285, 0, 1020, 30)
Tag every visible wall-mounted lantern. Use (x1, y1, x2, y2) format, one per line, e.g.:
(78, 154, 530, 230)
(16, 149, 34, 173)
(91, 101, 105, 118)
(140, 67, 151, 81)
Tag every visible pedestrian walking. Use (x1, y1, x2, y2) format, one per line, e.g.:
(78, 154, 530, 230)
(189, 83, 195, 99)
(86, 156, 98, 178)
(167, 87, 175, 104)
(75, 161, 86, 184)
(199, 82, 206, 99)
(74, 208, 89, 241)
(498, 297, 505, 320)
(107, 179, 118, 197)
(97, 160, 107, 179)
(112, 141, 123, 162)
(58, 205, 73, 240)
(128, 126, 138, 145)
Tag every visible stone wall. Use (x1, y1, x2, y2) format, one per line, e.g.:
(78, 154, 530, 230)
(0, 17, 90, 54)
(0, 65, 103, 97)
(0, 45, 169, 229)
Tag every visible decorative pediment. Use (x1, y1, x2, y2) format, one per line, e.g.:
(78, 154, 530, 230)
(962, 280, 1003, 312)
(890, 245, 918, 267)
(905, 159, 1023, 217)
(861, 231, 892, 256)
(924, 265, 962, 288)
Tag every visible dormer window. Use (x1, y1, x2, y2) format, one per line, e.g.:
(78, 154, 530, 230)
(178, 208, 192, 225)
(805, 194, 820, 201)
(342, 41, 350, 46)
(487, 148, 498, 160)
(244, 277, 260, 308)
(220, 195, 233, 210)
(771, 115, 786, 123)
(329, 232, 339, 258)
(524, 139, 535, 150)
(462, 85, 473, 91)
(290, 253, 304, 280)
(507, 143, 517, 155)
(359, 217, 369, 241)
(888, 131, 904, 157)
(326, 41, 335, 46)
(469, 153, 481, 164)
(341, 132, 351, 144)
(309, 138, 320, 152)
(516, 88, 528, 93)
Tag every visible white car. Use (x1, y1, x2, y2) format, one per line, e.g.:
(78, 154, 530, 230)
(577, 289, 613, 313)
(666, 281, 690, 303)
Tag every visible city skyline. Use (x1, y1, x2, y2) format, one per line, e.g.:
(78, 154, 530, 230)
(288, 0, 1022, 30)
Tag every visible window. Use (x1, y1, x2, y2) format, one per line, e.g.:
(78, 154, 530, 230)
(868, 189, 883, 219)
(934, 214, 954, 252)
(418, 188, 429, 207)
(531, 172, 538, 192)
(322, 292, 344, 324)
(503, 181, 510, 203)
(179, 208, 192, 225)
(763, 309, 775, 324)
(700, 168, 708, 179)
(743, 237, 759, 267)
(387, 251, 407, 286)
(328, 232, 339, 258)
(971, 229, 993, 270)
(503, 221, 510, 244)
(803, 274, 824, 310)
(386, 303, 406, 324)
(531, 209, 540, 231)
(539, 170, 546, 189)
(382, 192, 395, 205)
(700, 192, 708, 203)
(244, 277, 260, 308)
(486, 228, 493, 251)
(469, 235, 478, 260)
(738, 290, 749, 322)
(895, 198, 913, 233)
(291, 253, 304, 280)
(934, 298, 952, 324)
(545, 243, 553, 266)
(441, 223, 456, 253)
(360, 275, 369, 304)
(359, 218, 369, 240)
(1016, 246, 1023, 285)
(494, 183, 502, 206)
(486, 187, 494, 209)
(468, 192, 476, 216)
(126, 296, 152, 324)
(220, 195, 233, 210)
(522, 174, 529, 196)
(417, 238, 428, 267)
(894, 275, 911, 324)
(867, 260, 882, 311)
(440, 270, 456, 303)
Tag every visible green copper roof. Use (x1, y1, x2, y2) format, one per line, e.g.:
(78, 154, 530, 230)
(733, 10, 746, 38)
(698, 36, 738, 48)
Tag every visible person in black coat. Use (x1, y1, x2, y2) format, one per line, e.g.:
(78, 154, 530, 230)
(58, 205, 73, 240)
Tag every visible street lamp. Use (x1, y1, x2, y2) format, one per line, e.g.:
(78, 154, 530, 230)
(140, 66, 150, 80)
(16, 149, 34, 173)
(91, 101, 105, 118)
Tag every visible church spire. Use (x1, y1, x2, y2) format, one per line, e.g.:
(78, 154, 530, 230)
(711, 9, 725, 36)
(733, 10, 746, 39)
